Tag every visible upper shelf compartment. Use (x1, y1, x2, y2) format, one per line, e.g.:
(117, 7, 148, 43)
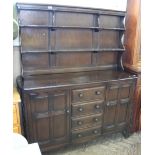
(55, 12, 94, 27)
(19, 10, 49, 25)
(17, 3, 125, 29)
(99, 15, 124, 29)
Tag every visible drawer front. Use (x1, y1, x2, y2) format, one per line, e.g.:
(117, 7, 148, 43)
(72, 101, 103, 117)
(72, 86, 105, 103)
(72, 114, 102, 130)
(72, 127, 101, 140)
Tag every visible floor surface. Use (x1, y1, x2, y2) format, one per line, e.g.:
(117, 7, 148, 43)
(44, 132, 141, 155)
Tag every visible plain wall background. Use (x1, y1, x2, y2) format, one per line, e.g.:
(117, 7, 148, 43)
(13, 0, 127, 86)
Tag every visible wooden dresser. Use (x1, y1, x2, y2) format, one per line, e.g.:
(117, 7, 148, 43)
(16, 3, 137, 152)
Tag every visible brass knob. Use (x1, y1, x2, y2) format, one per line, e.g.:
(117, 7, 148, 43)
(96, 91, 101, 95)
(66, 109, 70, 113)
(95, 105, 100, 109)
(79, 93, 83, 97)
(77, 121, 83, 125)
(77, 134, 82, 138)
(93, 130, 98, 134)
(107, 102, 110, 106)
(94, 118, 99, 122)
(78, 107, 83, 112)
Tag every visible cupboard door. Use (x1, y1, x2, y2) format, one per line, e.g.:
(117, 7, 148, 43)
(49, 91, 70, 143)
(26, 90, 69, 145)
(103, 80, 135, 132)
(103, 82, 119, 131)
(116, 80, 135, 128)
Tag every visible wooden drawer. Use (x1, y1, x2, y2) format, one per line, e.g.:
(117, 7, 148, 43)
(72, 101, 103, 117)
(72, 114, 102, 130)
(72, 126, 101, 141)
(72, 86, 105, 103)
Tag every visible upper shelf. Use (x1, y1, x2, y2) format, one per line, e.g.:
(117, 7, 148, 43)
(16, 3, 126, 17)
(17, 4, 125, 30)
(19, 25, 125, 31)
(21, 48, 125, 54)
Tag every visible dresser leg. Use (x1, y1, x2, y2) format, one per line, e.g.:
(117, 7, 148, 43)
(122, 128, 131, 138)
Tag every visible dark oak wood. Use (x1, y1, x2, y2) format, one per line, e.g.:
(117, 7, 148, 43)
(16, 3, 137, 153)
(17, 3, 125, 76)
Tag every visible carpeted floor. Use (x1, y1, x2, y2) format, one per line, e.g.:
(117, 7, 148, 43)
(44, 132, 141, 155)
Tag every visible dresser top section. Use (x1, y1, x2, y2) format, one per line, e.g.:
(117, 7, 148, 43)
(16, 3, 126, 16)
(17, 70, 136, 91)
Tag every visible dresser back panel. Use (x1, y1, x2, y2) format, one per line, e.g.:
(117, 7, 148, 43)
(18, 4, 125, 76)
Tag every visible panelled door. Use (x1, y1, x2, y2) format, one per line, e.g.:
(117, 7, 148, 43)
(103, 81, 119, 132)
(116, 80, 135, 129)
(25, 90, 70, 146)
(103, 79, 135, 132)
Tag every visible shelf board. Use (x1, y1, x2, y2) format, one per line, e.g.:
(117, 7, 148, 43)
(21, 48, 125, 54)
(23, 64, 118, 76)
(17, 3, 125, 17)
(20, 25, 125, 31)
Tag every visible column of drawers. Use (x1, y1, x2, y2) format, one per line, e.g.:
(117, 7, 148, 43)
(71, 86, 106, 143)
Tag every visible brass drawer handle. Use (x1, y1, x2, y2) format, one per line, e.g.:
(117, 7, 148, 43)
(77, 134, 82, 138)
(106, 101, 117, 106)
(95, 105, 100, 109)
(78, 107, 83, 112)
(79, 93, 83, 98)
(93, 130, 98, 134)
(66, 109, 70, 114)
(107, 102, 110, 106)
(95, 91, 101, 95)
(94, 118, 99, 122)
(77, 121, 83, 125)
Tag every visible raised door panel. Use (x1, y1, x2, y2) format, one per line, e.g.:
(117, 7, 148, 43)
(116, 100, 128, 128)
(49, 92, 69, 143)
(106, 83, 119, 101)
(35, 118, 50, 143)
(103, 83, 119, 131)
(103, 101, 117, 131)
(53, 115, 67, 139)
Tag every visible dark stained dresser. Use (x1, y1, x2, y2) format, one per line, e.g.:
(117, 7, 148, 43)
(16, 3, 137, 152)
